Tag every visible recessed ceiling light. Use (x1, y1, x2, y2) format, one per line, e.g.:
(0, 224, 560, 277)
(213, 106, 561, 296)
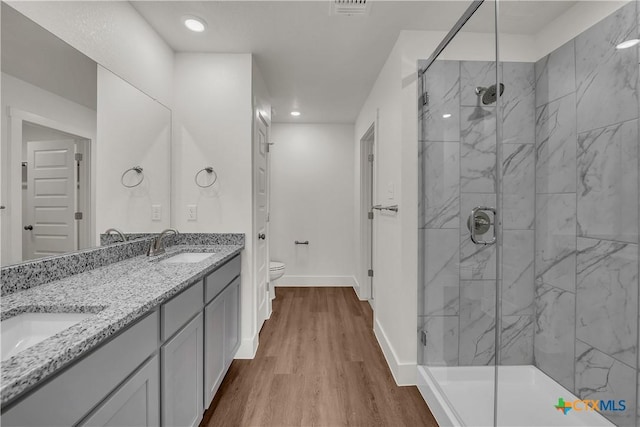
(184, 16, 206, 33)
(442, 113, 452, 119)
(290, 111, 301, 117)
(616, 39, 640, 49)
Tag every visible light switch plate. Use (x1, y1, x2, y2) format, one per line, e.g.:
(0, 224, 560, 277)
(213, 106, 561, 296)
(187, 204, 197, 221)
(151, 205, 161, 221)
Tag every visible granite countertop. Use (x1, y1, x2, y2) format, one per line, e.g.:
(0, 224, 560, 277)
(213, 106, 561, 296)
(0, 244, 243, 406)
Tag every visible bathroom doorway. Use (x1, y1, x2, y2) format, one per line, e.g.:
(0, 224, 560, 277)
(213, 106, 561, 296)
(360, 122, 375, 305)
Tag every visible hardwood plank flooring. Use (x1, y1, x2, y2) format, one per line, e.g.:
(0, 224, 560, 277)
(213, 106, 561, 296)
(201, 287, 438, 427)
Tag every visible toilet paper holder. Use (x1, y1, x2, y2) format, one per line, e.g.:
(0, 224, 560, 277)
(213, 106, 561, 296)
(295, 240, 309, 245)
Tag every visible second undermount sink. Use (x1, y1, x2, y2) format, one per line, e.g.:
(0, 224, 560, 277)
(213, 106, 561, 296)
(160, 252, 214, 264)
(1, 312, 96, 361)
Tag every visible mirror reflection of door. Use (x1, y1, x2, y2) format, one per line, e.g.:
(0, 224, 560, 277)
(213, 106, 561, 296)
(22, 123, 91, 261)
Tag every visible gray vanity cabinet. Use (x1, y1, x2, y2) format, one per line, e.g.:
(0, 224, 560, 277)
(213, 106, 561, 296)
(80, 355, 160, 427)
(204, 292, 226, 407)
(223, 278, 241, 366)
(203, 256, 241, 409)
(161, 312, 204, 427)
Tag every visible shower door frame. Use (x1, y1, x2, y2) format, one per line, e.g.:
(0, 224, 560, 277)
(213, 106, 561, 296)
(418, 0, 504, 425)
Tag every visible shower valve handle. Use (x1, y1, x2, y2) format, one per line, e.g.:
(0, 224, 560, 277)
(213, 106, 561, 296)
(467, 206, 496, 245)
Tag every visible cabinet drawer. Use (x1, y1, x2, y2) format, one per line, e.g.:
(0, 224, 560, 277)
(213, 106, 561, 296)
(161, 280, 203, 341)
(205, 255, 240, 304)
(2, 312, 159, 427)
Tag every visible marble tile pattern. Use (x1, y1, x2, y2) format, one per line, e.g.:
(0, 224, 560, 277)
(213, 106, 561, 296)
(459, 280, 496, 365)
(419, 316, 459, 366)
(576, 238, 638, 367)
(460, 106, 497, 193)
(422, 229, 459, 316)
(502, 62, 535, 146)
(0, 243, 244, 405)
(535, 193, 577, 292)
(577, 120, 639, 243)
(534, 283, 576, 391)
(419, 142, 459, 229)
(535, 40, 575, 107)
(1, 233, 245, 296)
(575, 340, 636, 427)
(535, 93, 577, 194)
(500, 315, 533, 365)
(502, 143, 535, 230)
(575, 1, 638, 134)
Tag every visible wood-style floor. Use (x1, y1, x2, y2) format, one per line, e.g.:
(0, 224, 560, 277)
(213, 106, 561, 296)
(201, 287, 438, 427)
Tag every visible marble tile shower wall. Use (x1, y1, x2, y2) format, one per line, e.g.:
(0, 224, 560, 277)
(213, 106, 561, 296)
(419, 4, 639, 424)
(418, 58, 536, 367)
(533, 3, 639, 425)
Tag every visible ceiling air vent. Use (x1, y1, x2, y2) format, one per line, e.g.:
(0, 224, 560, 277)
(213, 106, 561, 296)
(330, 0, 370, 16)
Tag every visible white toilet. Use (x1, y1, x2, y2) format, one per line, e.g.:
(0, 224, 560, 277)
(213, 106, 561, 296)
(269, 261, 286, 282)
(269, 261, 285, 299)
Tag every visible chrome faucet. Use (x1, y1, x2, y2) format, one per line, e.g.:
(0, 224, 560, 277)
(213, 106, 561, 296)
(104, 228, 127, 243)
(148, 229, 179, 256)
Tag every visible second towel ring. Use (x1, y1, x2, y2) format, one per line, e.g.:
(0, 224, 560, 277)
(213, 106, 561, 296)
(121, 166, 144, 188)
(195, 166, 218, 188)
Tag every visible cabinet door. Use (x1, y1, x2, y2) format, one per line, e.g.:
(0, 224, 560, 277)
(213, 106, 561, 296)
(224, 278, 241, 366)
(161, 313, 203, 427)
(80, 355, 160, 427)
(204, 294, 225, 408)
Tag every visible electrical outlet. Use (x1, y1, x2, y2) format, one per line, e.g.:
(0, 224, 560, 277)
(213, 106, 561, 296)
(151, 205, 162, 221)
(187, 204, 197, 221)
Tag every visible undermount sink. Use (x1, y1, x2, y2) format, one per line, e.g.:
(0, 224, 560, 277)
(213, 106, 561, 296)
(1, 312, 95, 361)
(160, 252, 214, 264)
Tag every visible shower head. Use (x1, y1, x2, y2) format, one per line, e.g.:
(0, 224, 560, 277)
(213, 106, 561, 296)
(475, 83, 505, 105)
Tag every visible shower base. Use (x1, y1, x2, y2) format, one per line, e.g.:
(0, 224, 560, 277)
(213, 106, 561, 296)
(417, 365, 614, 427)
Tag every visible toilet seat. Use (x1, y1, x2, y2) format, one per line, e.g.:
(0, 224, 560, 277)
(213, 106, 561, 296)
(270, 261, 285, 271)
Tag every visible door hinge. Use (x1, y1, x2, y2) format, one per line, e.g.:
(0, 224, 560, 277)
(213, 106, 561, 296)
(267, 281, 270, 292)
(75, 153, 83, 162)
(368, 211, 374, 220)
(420, 330, 428, 346)
(368, 269, 374, 277)
(75, 212, 83, 220)
(368, 154, 374, 162)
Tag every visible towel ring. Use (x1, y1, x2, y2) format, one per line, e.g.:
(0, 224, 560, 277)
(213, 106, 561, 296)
(121, 166, 144, 188)
(195, 166, 218, 188)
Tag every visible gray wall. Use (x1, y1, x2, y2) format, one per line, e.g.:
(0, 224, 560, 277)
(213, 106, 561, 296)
(534, 3, 638, 426)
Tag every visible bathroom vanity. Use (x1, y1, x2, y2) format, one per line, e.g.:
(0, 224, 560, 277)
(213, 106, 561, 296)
(0, 235, 244, 427)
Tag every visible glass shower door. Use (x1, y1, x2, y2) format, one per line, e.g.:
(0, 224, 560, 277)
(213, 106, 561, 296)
(417, 1, 500, 425)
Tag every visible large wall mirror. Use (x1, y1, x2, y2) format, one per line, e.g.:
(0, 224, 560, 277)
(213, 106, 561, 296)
(0, 3, 171, 266)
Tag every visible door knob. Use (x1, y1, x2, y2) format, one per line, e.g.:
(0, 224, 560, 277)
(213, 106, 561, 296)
(24, 225, 33, 231)
(258, 233, 266, 240)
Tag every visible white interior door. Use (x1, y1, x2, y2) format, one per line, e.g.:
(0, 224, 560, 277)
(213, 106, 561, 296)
(254, 113, 269, 328)
(25, 139, 77, 260)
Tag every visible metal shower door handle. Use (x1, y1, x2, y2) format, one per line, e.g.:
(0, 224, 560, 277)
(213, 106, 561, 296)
(467, 206, 496, 245)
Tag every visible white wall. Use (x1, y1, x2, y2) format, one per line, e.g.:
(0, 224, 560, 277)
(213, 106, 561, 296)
(172, 53, 256, 357)
(270, 123, 355, 287)
(96, 66, 171, 237)
(1, 73, 96, 265)
(7, 1, 174, 107)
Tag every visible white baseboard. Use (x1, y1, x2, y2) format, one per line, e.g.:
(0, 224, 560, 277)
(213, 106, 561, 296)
(373, 317, 416, 386)
(353, 277, 367, 301)
(234, 332, 259, 359)
(276, 275, 355, 287)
